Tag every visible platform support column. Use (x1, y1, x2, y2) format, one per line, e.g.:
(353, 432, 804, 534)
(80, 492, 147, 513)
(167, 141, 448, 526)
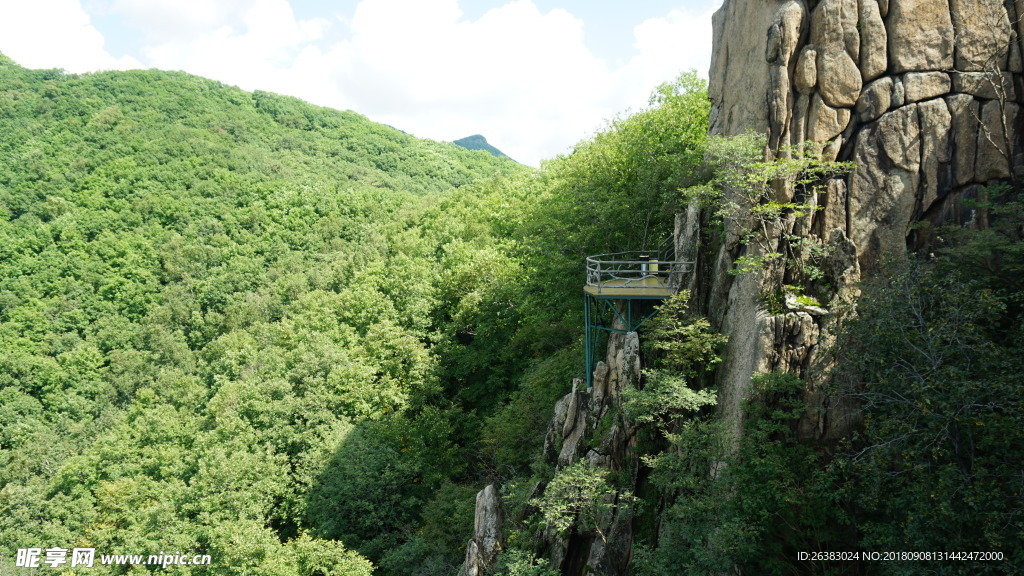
(584, 294, 593, 389)
(627, 299, 633, 332)
(582, 294, 671, 389)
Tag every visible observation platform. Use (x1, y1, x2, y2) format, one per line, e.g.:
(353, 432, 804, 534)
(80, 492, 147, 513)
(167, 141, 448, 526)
(583, 248, 693, 388)
(584, 251, 691, 299)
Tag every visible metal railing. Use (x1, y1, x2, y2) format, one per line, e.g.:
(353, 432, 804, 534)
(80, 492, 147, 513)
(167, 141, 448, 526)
(585, 246, 693, 293)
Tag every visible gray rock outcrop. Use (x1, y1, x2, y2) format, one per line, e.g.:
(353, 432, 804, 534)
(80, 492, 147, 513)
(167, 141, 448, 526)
(544, 332, 642, 575)
(459, 484, 504, 576)
(703, 0, 1022, 447)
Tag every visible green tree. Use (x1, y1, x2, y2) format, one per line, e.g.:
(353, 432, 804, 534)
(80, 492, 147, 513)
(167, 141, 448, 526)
(530, 460, 634, 544)
(834, 257, 1024, 574)
(683, 133, 853, 302)
(639, 373, 851, 575)
(623, 291, 725, 427)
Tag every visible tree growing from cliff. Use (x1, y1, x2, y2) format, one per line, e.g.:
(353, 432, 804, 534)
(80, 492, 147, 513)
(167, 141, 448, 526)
(529, 460, 634, 544)
(623, 291, 724, 427)
(682, 134, 852, 303)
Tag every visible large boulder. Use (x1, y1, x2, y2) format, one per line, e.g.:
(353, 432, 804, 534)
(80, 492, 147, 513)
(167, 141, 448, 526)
(917, 98, 953, 212)
(817, 48, 863, 108)
(858, 0, 888, 82)
(976, 100, 1018, 181)
(795, 45, 818, 94)
(856, 76, 894, 123)
(887, 0, 954, 73)
(946, 94, 979, 186)
(902, 72, 951, 103)
(808, 92, 852, 141)
(949, 0, 1012, 71)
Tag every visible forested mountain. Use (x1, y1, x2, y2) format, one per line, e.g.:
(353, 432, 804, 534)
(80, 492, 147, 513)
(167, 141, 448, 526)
(0, 53, 533, 574)
(0, 52, 710, 575)
(452, 135, 509, 160)
(4, 18, 1022, 572)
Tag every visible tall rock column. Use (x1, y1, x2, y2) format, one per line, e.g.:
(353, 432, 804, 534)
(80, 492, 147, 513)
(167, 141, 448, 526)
(701, 0, 1022, 442)
(459, 485, 503, 576)
(530, 331, 643, 575)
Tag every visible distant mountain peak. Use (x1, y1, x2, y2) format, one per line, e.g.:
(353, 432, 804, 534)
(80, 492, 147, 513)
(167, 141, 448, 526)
(453, 134, 512, 161)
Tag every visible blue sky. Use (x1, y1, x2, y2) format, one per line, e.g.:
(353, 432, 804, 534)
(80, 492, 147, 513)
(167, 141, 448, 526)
(0, 0, 722, 165)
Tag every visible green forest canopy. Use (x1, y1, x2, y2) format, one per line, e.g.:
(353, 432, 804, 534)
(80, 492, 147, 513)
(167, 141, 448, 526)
(0, 53, 710, 575)
(5, 48, 1013, 576)
(2, 36, 1024, 573)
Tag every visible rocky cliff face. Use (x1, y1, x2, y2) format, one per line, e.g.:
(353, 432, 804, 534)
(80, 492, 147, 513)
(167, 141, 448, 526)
(540, 332, 641, 575)
(461, 332, 643, 575)
(712, 0, 1021, 251)
(704, 0, 1022, 444)
(462, 1, 1022, 574)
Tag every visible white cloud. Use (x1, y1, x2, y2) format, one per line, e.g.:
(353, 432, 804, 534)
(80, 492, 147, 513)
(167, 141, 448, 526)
(109, 0, 263, 42)
(334, 0, 615, 164)
(0, 0, 723, 166)
(139, 0, 326, 84)
(114, 0, 620, 165)
(633, 3, 718, 80)
(0, 0, 141, 72)
(605, 2, 720, 114)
